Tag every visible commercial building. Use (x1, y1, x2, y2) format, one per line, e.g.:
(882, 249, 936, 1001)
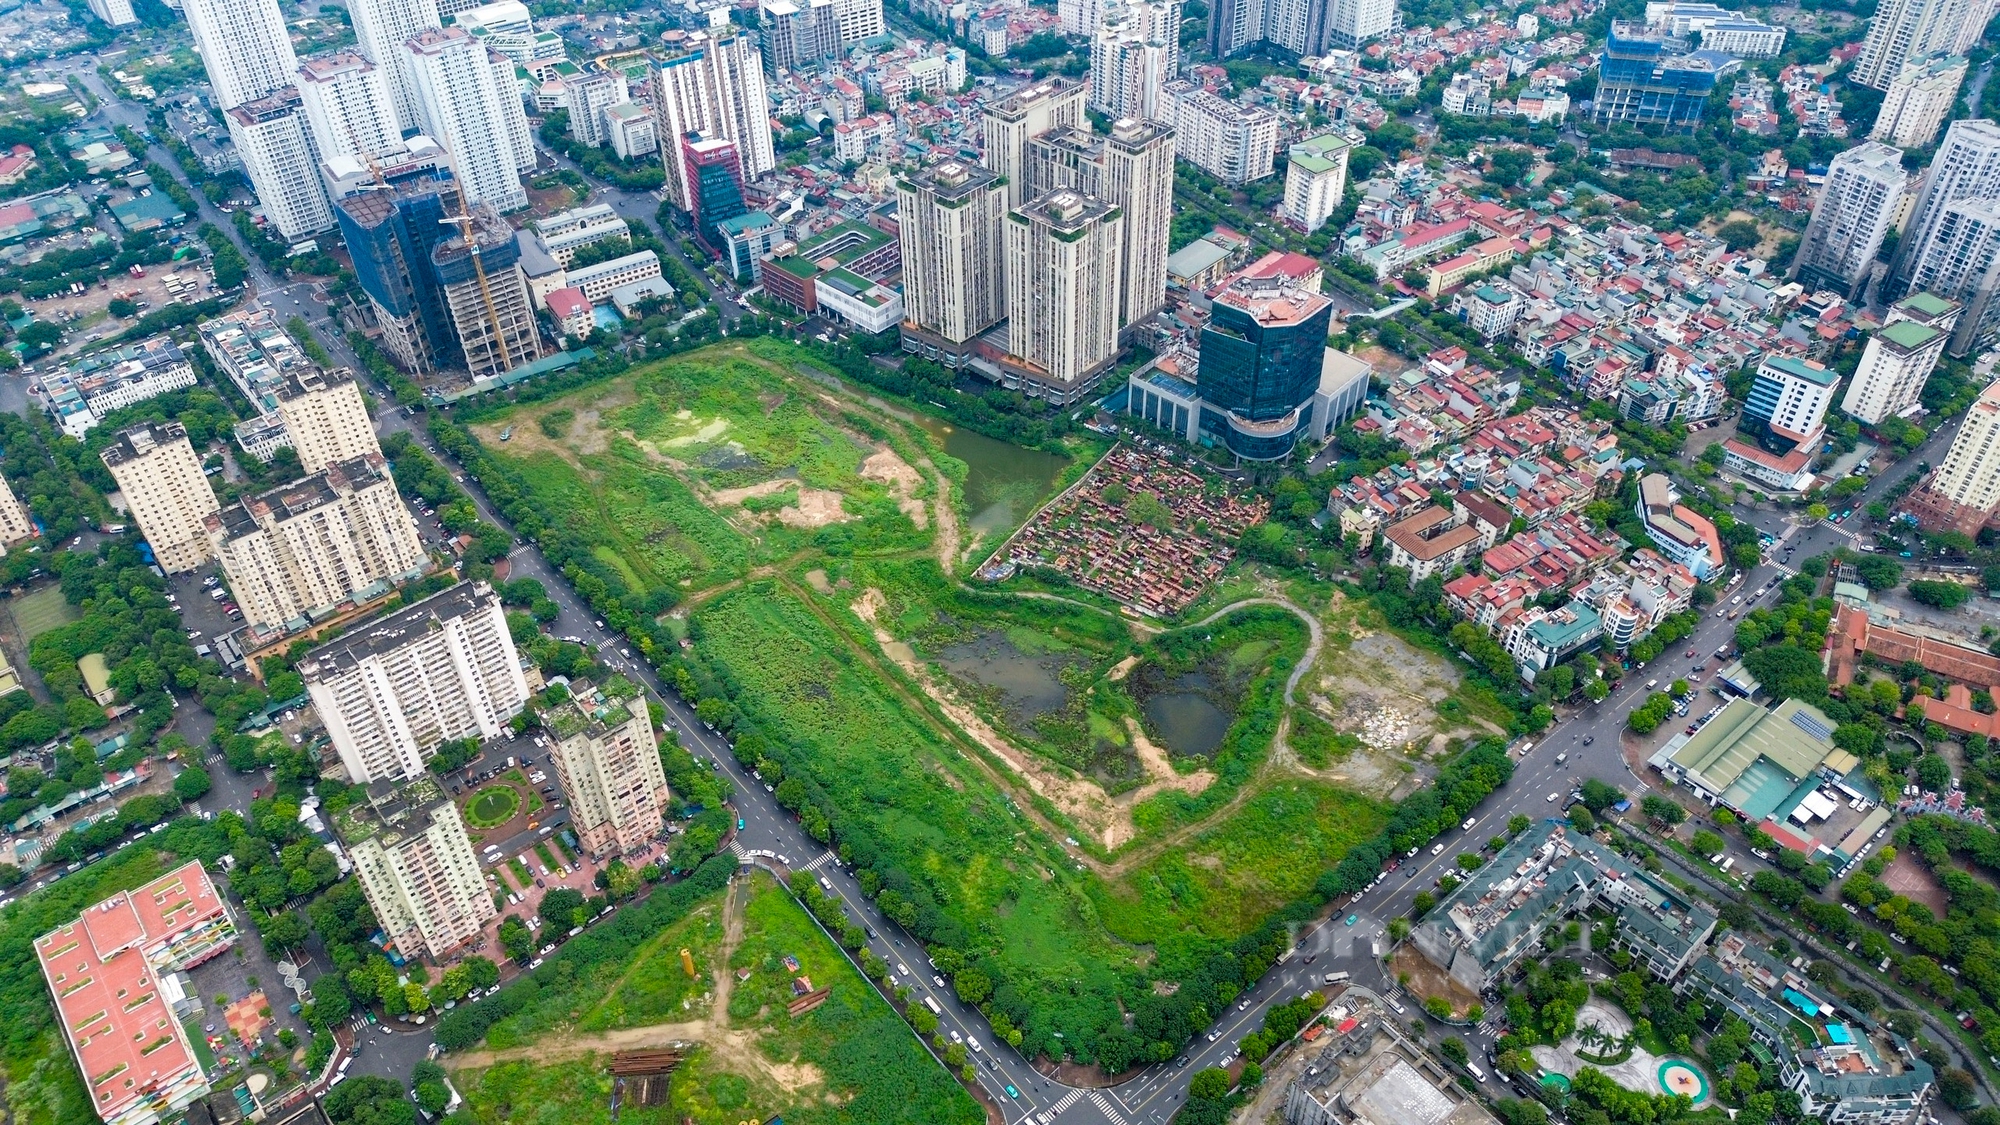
(682, 133, 747, 257)
(336, 775, 497, 961)
(816, 268, 904, 333)
(430, 201, 546, 380)
(226, 88, 335, 243)
(1590, 23, 1737, 130)
(38, 337, 198, 439)
(1744, 354, 1839, 447)
(1637, 473, 1725, 580)
(760, 219, 900, 316)
(1792, 143, 1911, 301)
(1414, 821, 1717, 993)
(605, 102, 658, 160)
(1841, 293, 1958, 424)
(1200, 277, 1334, 459)
(984, 79, 1088, 209)
(533, 203, 629, 267)
(651, 30, 775, 211)
(302, 580, 529, 783)
(1871, 55, 1967, 148)
(718, 211, 780, 282)
(1283, 133, 1350, 234)
(198, 307, 317, 419)
(181, 0, 300, 110)
(1163, 81, 1279, 183)
(1088, 0, 1180, 121)
(406, 28, 534, 213)
(1648, 696, 1859, 819)
(562, 70, 628, 148)
(100, 423, 219, 574)
(276, 366, 382, 473)
(543, 677, 669, 856)
(1852, 0, 1987, 89)
(898, 161, 1007, 358)
(1005, 191, 1125, 402)
(1644, 2, 1787, 54)
(35, 862, 238, 1125)
(1022, 119, 1176, 334)
(1450, 283, 1525, 338)
(346, 0, 443, 129)
(1889, 119, 2000, 304)
(207, 453, 427, 635)
(296, 53, 402, 169)
(336, 180, 457, 376)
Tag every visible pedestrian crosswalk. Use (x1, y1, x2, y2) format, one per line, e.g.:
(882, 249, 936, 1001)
(1087, 1089, 1128, 1125)
(802, 851, 837, 872)
(1035, 1088, 1084, 1122)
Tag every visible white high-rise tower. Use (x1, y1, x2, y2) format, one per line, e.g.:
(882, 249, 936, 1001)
(1853, 0, 1987, 89)
(405, 27, 534, 212)
(1005, 190, 1125, 400)
(1089, 0, 1180, 121)
(649, 29, 775, 211)
(1889, 119, 2000, 302)
(897, 161, 1008, 352)
(182, 0, 300, 109)
(227, 88, 336, 241)
(348, 0, 443, 130)
(296, 53, 403, 165)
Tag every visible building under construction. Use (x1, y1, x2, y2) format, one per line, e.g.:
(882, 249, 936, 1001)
(336, 179, 457, 377)
(430, 201, 545, 381)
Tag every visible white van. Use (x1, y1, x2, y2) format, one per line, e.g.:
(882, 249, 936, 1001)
(1323, 971, 1351, 985)
(1718, 857, 1735, 873)
(1468, 1063, 1486, 1082)
(923, 996, 942, 1015)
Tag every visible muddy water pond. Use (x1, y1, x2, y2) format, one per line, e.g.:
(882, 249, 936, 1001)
(913, 417, 1068, 535)
(1142, 680, 1233, 758)
(935, 631, 1073, 722)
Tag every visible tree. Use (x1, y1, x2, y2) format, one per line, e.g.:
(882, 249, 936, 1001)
(1189, 1068, 1231, 1099)
(323, 1075, 416, 1125)
(498, 915, 533, 962)
(1854, 556, 1904, 590)
(1908, 580, 1971, 609)
(411, 1060, 451, 1116)
(1717, 220, 1761, 251)
(1441, 1037, 1470, 1065)
(1692, 829, 1725, 856)
(1578, 778, 1622, 812)
(1642, 795, 1685, 826)
(539, 887, 585, 932)
(173, 766, 211, 802)
(261, 911, 309, 953)
(1568, 804, 1596, 833)
(1425, 995, 1453, 1019)
(1938, 1067, 1978, 1110)
(1915, 754, 1951, 792)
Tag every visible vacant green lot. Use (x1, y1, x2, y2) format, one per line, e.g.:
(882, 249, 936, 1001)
(8, 584, 79, 641)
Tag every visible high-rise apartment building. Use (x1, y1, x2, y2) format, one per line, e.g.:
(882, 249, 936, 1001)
(759, 0, 842, 73)
(431, 202, 544, 379)
(297, 53, 403, 168)
(207, 453, 427, 634)
(542, 677, 669, 856)
(1163, 81, 1279, 182)
(1889, 119, 2000, 305)
(346, 0, 443, 129)
(1322, 0, 1393, 48)
(1024, 119, 1175, 333)
(1791, 142, 1911, 300)
(562, 70, 627, 147)
(406, 27, 533, 212)
(301, 580, 529, 783)
(983, 78, 1087, 209)
(0, 475, 33, 548)
(337, 181, 456, 375)
(227, 88, 336, 242)
(99, 423, 220, 574)
(1900, 196, 2000, 355)
(1059, 0, 1103, 36)
(651, 29, 775, 211)
(607, 102, 658, 159)
(1207, 0, 1378, 56)
(85, 0, 136, 27)
(897, 161, 1008, 358)
(1871, 55, 1968, 148)
(1904, 373, 2000, 532)
(1005, 191, 1125, 402)
(1284, 132, 1350, 233)
(1853, 0, 1987, 89)
(1841, 293, 1960, 424)
(1088, 0, 1180, 121)
(1200, 276, 1335, 460)
(276, 366, 381, 473)
(1590, 22, 1735, 130)
(182, 0, 299, 109)
(683, 133, 747, 257)
(336, 776, 496, 961)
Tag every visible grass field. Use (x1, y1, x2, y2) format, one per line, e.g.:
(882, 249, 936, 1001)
(7, 584, 79, 641)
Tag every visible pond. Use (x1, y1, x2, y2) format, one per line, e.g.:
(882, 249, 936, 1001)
(1142, 671, 1234, 758)
(936, 630, 1071, 722)
(914, 416, 1069, 536)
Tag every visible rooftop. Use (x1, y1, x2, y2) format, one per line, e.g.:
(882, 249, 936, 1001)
(297, 581, 495, 682)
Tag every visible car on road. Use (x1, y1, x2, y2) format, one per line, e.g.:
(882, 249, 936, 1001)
(1582, 735, 1593, 745)
(1006, 1085, 1019, 1099)
(1345, 914, 1358, 925)
(1175, 1056, 1191, 1068)
(1547, 791, 1559, 802)
(737, 817, 744, 830)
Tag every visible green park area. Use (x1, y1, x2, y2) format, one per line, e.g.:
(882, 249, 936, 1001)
(453, 870, 980, 1125)
(463, 785, 522, 829)
(452, 339, 1442, 1070)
